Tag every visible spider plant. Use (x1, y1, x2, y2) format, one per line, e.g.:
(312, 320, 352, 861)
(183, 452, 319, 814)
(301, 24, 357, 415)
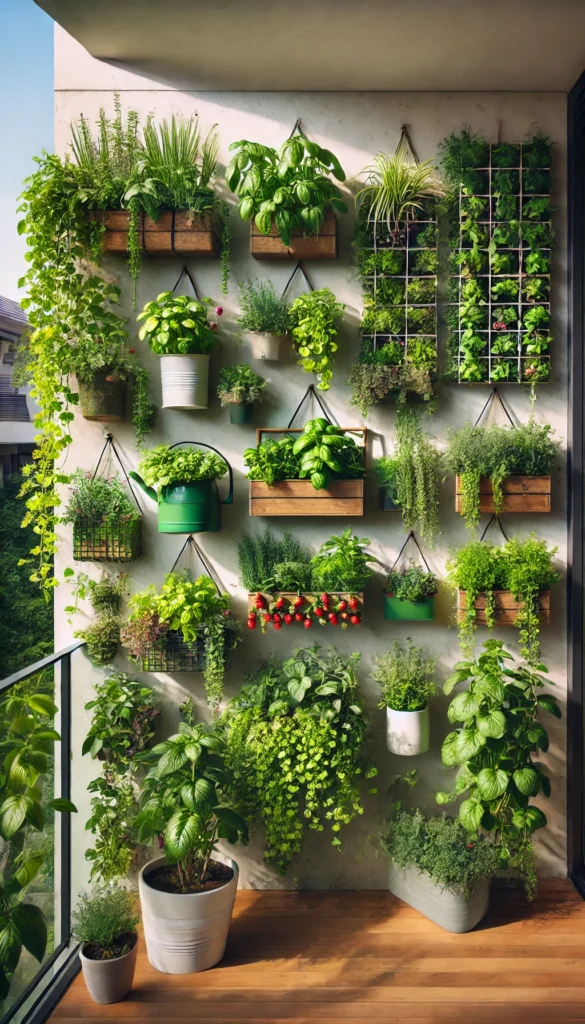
(356, 150, 445, 236)
(139, 115, 220, 205)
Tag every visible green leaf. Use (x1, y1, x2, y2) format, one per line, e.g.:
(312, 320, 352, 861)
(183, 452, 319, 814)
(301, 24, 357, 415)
(184, 742, 202, 763)
(513, 767, 539, 796)
(0, 921, 22, 972)
(165, 809, 201, 859)
(448, 691, 480, 723)
(26, 695, 58, 717)
(12, 903, 47, 963)
(459, 798, 484, 830)
(476, 708, 506, 739)
(288, 676, 312, 702)
(441, 731, 460, 767)
(14, 854, 44, 887)
(537, 694, 562, 719)
(454, 729, 485, 763)
(512, 805, 547, 833)
(314, 682, 339, 696)
(193, 778, 216, 810)
(48, 798, 77, 813)
(214, 805, 248, 844)
(476, 767, 509, 801)
(157, 747, 188, 775)
(1, 795, 27, 837)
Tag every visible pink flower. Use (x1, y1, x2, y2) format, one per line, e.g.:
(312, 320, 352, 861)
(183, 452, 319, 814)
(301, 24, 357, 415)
(215, 306, 223, 316)
(209, 321, 218, 330)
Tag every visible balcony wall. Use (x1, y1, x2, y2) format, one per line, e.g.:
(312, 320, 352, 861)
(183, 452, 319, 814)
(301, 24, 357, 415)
(53, 26, 568, 895)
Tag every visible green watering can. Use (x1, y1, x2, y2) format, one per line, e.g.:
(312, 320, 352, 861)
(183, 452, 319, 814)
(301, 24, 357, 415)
(129, 442, 233, 534)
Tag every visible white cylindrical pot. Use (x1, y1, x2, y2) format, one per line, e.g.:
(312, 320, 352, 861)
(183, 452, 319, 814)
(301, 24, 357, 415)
(386, 706, 430, 756)
(248, 333, 283, 360)
(160, 354, 209, 409)
(388, 862, 490, 933)
(138, 854, 238, 975)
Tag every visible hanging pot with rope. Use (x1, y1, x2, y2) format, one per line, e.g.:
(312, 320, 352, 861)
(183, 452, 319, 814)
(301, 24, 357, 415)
(383, 532, 437, 622)
(129, 441, 233, 534)
(78, 371, 128, 422)
(72, 434, 142, 561)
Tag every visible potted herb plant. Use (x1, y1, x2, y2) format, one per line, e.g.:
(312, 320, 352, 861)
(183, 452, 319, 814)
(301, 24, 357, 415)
(129, 442, 232, 534)
(381, 806, 497, 932)
(67, 571, 128, 666)
(446, 536, 560, 664)
(134, 721, 247, 974)
(384, 561, 438, 621)
(226, 131, 347, 259)
(137, 291, 222, 409)
(74, 886, 139, 1004)
(444, 420, 559, 527)
(288, 288, 344, 391)
(383, 410, 440, 544)
(237, 280, 290, 361)
(120, 571, 242, 706)
(217, 364, 267, 424)
(436, 639, 561, 899)
(222, 647, 377, 873)
(374, 639, 436, 755)
(61, 469, 142, 562)
(245, 417, 366, 516)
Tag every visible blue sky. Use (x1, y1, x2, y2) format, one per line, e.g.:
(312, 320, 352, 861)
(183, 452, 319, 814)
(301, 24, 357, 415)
(0, 0, 53, 301)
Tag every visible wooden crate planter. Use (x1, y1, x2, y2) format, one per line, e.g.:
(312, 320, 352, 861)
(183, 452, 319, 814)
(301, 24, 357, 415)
(250, 210, 337, 260)
(73, 517, 142, 563)
(247, 592, 364, 630)
(457, 589, 550, 626)
(455, 475, 551, 514)
(96, 211, 219, 258)
(249, 426, 366, 517)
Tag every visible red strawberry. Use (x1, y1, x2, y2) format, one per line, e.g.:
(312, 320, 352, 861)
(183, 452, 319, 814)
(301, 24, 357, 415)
(273, 621, 282, 630)
(349, 597, 359, 611)
(263, 613, 272, 623)
(320, 593, 329, 604)
(328, 613, 338, 626)
(295, 612, 304, 622)
(275, 597, 285, 610)
(314, 606, 324, 617)
(294, 595, 304, 608)
(340, 611, 349, 621)
(283, 613, 293, 625)
(350, 614, 360, 625)
(273, 613, 281, 625)
(255, 593, 266, 609)
(338, 600, 348, 611)
(247, 617, 257, 630)
(303, 618, 312, 628)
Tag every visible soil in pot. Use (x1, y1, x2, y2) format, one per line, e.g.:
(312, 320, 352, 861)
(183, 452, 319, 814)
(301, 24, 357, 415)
(145, 860, 234, 895)
(83, 932, 137, 961)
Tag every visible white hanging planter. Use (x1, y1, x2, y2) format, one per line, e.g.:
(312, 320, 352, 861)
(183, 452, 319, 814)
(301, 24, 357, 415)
(386, 706, 430, 756)
(160, 354, 209, 409)
(248, 333, 283, 361)
(388, 862, 490, 933)
(138, 854, 238, 975)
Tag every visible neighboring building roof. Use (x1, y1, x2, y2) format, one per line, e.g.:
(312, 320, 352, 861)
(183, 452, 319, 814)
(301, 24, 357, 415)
(0, 296, 29, 346)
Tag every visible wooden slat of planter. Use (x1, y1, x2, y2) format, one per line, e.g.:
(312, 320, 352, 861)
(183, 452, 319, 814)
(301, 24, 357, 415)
(455, 475, 551, 513)
(247, 592, 364, 613)
(250, 210, 337, 260)
(97, 210, 219, 257)
(458, 589, 550, 626)
(250, 479, 364, 516)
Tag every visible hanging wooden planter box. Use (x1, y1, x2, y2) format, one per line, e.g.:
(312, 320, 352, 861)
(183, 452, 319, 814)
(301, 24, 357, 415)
(457, 590, 551, 626)
(73, 517, 142, 562)
(249, 426, 366, 516)
(455, 475, 551, 514)
(250, 211, 337, 260)
(247, 592, 364, 627)
(95, 211, 220, 258)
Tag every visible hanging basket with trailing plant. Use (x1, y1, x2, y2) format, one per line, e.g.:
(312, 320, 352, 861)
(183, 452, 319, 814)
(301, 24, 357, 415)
(245, 386, 366, 516)
(239, 526, 374, 631)
(445, 390, 558, 524)
(120, 538, 242, 705)
(62, 436, 142, 562)
(129, 441, 233, 534)
(227, 120, 346, 261)
(383, 533, 438, 621)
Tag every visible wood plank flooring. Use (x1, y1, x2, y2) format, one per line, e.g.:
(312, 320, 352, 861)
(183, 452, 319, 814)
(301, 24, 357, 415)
(50, 880, 585, 1023)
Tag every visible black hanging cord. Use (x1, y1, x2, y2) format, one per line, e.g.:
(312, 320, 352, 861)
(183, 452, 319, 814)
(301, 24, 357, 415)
(281, 260, 315, 297)
(289, 118, 303, 139)
(474, 388, 516, 429)
(171, 264, 201, 301)
(92, 433, 141, 510)
(170, 535, 223, 595)
(480, 514, 510, 543)
(390, 531, 432, 573)
(286, 383, 337, 428)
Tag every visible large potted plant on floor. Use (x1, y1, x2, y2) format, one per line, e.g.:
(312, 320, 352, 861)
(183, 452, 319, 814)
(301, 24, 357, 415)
(129, 442, 233, 533)
(137, 283, 222, 409)
(375, 639, 436, 755)
(217, 364, 267, 424)
(237, 280, 290, 360)
(134, 721, 248, 974)
(74, 886, 139, 1004)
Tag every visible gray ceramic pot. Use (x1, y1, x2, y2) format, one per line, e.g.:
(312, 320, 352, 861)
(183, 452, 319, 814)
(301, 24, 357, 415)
(79, 934, 138, 1004)
(388, 862, 489, 933)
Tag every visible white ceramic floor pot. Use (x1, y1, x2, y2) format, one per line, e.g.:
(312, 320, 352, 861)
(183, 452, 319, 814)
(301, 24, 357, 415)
(249, 332, 282, 360)
(138, 854, 238, 974)
(79, 935, 138, 1004)
(388, 862, 490, 933)
(160, 354, 209, 409)
(386, 706, 430, 756)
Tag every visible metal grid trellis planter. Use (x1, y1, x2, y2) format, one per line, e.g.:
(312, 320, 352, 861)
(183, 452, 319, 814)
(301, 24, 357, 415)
(138, 630, 207, 672)
(72, 517, 141, 562)
(448, 140, 552, 384)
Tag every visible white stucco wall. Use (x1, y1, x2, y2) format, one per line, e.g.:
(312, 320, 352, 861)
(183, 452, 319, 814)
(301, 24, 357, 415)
(54, 27, 568, 893)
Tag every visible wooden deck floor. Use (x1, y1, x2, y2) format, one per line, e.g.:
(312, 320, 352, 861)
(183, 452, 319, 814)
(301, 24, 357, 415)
(50, 880, 585, 1023)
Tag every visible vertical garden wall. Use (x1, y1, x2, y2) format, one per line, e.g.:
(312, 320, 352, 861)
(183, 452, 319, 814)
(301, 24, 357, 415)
(51, 27, 567, 892)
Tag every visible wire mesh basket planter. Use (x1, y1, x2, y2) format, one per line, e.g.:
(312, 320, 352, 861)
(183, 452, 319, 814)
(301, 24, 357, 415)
(73, 517, 142, 562)
(136, 627, 238, 673)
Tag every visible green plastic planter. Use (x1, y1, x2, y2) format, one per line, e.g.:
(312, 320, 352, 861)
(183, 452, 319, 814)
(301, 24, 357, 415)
(383, 594, 435, 621)
(229, 403, 253, 425)
(129, 442, 233, 534)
